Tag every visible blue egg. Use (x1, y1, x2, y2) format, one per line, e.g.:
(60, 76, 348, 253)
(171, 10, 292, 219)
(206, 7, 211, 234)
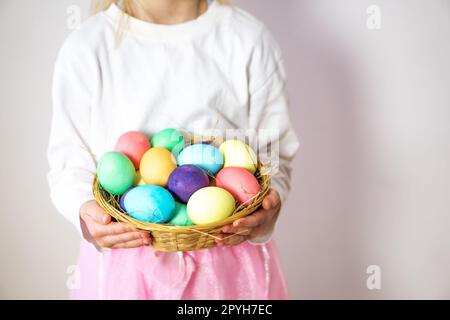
(122, 185, 175, 223)
(177, 144, 224, 175)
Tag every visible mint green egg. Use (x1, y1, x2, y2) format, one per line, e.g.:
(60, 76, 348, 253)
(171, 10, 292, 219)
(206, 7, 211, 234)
(151, 128, 184, 154)
(168, 202, 193, 226)
(97, 151, 136, 195)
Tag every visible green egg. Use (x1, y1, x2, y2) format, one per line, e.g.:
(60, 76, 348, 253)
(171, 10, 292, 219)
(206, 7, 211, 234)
(97, 151, 136, 195)
(151, 128, 184, 154)
(168, 202, 193, 226)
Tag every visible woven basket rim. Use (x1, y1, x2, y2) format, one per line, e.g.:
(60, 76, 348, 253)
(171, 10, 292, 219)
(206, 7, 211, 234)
(93, 163, 271, 233)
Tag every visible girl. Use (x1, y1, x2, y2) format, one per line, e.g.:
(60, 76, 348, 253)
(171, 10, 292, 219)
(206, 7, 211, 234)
(48, 0, 299, 299)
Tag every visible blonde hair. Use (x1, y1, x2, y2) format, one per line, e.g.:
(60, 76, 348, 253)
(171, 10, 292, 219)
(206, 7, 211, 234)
(91, 0, 229, 15)
(92, 0, 229, 45)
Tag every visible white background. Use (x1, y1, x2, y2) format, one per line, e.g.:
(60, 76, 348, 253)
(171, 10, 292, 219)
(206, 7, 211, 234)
(0, 0, 449, 299)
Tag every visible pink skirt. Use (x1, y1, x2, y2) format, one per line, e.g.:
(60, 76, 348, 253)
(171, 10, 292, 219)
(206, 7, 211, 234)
(70, 239, 289, 300)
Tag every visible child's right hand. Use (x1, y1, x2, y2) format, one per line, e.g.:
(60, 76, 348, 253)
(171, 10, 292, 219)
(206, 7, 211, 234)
(80, 200, 151, 249)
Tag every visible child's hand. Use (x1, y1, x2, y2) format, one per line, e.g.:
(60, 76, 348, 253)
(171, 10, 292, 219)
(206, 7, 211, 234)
(80, 200, 151, 249)
(216, 189, 281, 247)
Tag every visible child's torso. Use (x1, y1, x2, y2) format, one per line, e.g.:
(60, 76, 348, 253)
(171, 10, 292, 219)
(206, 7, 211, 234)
(89, 32, 252, 156)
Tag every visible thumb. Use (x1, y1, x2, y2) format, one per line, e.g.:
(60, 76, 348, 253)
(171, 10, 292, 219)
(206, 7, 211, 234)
(85, 201, 111, 224)
(262, 190, 280, 210)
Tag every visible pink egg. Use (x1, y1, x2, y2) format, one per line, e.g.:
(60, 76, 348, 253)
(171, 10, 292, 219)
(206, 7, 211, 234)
(115, 131, 151, 169)
(215, 167, 261, 205)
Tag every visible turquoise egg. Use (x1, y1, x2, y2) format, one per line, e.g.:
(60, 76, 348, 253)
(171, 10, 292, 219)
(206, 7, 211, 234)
(169, 202, 193, 226)
(177, 144, 224, 175)
(122, 185, 175, 223)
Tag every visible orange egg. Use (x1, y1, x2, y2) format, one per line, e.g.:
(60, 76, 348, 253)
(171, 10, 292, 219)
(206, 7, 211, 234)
(140, 147, 177, 187)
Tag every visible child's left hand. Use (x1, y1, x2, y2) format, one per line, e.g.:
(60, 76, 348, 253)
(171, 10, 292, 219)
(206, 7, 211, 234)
(216, 189, 282, 247)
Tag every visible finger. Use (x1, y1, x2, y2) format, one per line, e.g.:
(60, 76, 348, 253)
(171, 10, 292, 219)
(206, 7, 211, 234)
(111, 239, 149, 249)
(139, 231, 151, 241)
(80, 214, 106, 237)
(99, 231, 148, 248)
(232, 210, 267, 228)
(221, 224, 232, 233)
(82, 202, 111, 224)
(216, 234, 248, 247)
(222, 224, 252, 236)
(88, 220, 136, 238)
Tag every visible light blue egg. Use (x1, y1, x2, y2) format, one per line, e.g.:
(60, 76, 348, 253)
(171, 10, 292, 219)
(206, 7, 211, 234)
(122, 185, 175, 223)
(177, 143, 224, 175)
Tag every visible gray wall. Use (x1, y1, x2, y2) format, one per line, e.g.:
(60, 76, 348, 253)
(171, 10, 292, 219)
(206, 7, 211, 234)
(0, 0, 449, 299)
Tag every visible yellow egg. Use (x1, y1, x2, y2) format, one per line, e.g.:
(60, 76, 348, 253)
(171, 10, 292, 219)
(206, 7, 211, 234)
(134, 171, 146, 186)
(140, 147, 177, 187)
(219, 140, 257, 174)
(187, 187, 236, 225)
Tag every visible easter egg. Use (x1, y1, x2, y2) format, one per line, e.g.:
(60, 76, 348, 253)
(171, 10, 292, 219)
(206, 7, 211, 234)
(219, 140, 257, 174)
(134, 171, 146, 186)
(169, 202, 193, 226)
(140, 147, 177, 187)
(167, 165, 209, 203)
(216, 167, 261, 205)
(151, 128, 184, 155)
(187, 187, 235, 225)
(114, 131, 151, 169)
(122, 185, 175, 223)
(177, 144, 224, 175)
(119, 190, 130, 210)
(97, 151, 135, 195)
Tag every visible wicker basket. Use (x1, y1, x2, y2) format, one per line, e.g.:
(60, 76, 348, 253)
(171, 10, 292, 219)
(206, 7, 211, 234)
(93, 161, 270, 252)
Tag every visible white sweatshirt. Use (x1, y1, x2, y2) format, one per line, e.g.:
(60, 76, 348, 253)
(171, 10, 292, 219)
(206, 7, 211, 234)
(47, 1, 299, 240)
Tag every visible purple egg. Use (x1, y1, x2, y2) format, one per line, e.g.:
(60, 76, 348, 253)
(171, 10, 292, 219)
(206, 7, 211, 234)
(168, 165, 210, 203)
(119, 189, 130, 210)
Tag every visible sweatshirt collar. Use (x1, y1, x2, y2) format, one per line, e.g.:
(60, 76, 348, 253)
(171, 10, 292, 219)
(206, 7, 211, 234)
(103, 0, 227, 41)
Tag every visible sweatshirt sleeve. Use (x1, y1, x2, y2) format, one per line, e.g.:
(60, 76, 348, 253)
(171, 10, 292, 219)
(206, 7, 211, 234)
(247, 27, 300, 244)
(47, 37, 98, 237)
